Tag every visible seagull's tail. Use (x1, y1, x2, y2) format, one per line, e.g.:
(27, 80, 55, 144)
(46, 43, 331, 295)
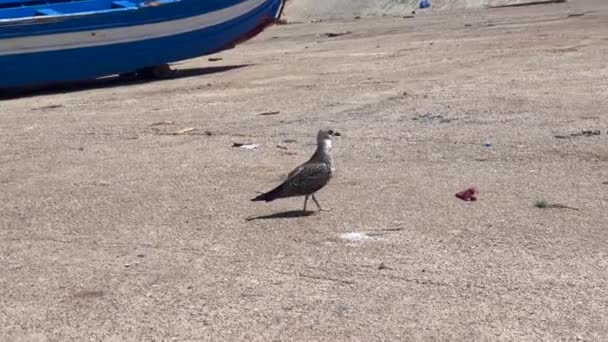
(251, 184, 284, 202)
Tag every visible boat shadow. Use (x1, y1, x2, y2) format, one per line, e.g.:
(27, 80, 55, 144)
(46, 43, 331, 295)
(245, 210, 316, 221)
(0, 64, 252, 100)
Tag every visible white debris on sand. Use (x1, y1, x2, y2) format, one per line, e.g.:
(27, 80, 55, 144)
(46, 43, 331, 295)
(340, 232, 370, 242)
(240, 144, 260, 150)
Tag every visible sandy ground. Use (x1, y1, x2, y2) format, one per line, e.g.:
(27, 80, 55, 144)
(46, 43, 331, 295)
(282, 0, 549, 21)
(1, 0, 608, 340)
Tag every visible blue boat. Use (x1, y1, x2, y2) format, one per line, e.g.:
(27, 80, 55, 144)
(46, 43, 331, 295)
(0, 0, 285, 88)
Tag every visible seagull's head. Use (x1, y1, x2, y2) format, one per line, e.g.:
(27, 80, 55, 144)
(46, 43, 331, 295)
(317, 128, 340, 141)
(317, 128, 340, 150)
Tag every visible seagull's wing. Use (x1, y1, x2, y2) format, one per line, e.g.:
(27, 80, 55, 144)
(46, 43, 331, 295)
(282, 162, 332, 195)
(287, 163, 305, 180)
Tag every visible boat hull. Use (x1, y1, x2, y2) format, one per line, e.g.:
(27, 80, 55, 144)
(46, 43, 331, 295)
(0, 0, 284, 88)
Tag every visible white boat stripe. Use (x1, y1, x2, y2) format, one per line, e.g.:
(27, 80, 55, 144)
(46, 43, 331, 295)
(0, 0, 268, 56)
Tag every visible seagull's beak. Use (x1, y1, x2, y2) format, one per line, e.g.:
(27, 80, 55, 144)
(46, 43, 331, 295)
(332, 131, 341, 137)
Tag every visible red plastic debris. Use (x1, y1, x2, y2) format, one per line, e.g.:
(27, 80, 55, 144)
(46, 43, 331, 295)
(455, 187, 479, 201)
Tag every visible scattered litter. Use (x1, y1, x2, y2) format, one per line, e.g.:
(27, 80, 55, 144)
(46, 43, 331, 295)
(534, 200, 579, 211)
(489, 0, 566, 9)
(32, 104, 63, 111)
(574, 130, 601, 137)
(175, 127, 195, 135)
(465, 23, 472, 27)
(340, 232, 370, 242)
(413, 113, 442, 121)
(455, 187, 479, 202)
(378, 262, 392, 270)
(567, 13, 585, 17)
(354, 16, 361, 19)
(379, 228, 404, 232)
(152, 127, 204, 135)
(484, 143, 493, 148)
(556, 130, 601, 139)
(232, 142, 259, 149)
(256, 111, 280, 116)
(151, 121, 175, 126)
(282, 139, 298, 144)
(276, 145, 288, 150)
(137, 254, 145, 258)
(322, 31, 352, 38)
(403, 15, 415, 19)
(124, 263, 130, 268)
(208, 57, 223, 62)
(366, 228, 401, 237)
(602, 181, 608, 185)
(419, 0, 431, 9)
(412, 112, 457, 124)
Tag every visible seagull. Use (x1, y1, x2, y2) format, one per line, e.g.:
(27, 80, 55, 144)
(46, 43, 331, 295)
(251, 128, 339, 214)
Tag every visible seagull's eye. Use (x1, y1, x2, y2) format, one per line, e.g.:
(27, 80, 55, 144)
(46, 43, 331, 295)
(328, 130, 334, 135)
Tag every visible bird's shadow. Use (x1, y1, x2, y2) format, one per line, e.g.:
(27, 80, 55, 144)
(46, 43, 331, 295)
(245, 210, 316, 221)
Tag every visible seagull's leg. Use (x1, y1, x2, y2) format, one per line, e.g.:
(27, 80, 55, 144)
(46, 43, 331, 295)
(311, 193, 328, 211)
(303, 195, 309, 214)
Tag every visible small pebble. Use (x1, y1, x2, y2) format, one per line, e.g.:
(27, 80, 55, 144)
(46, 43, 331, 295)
(378, 262, 391, 270)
